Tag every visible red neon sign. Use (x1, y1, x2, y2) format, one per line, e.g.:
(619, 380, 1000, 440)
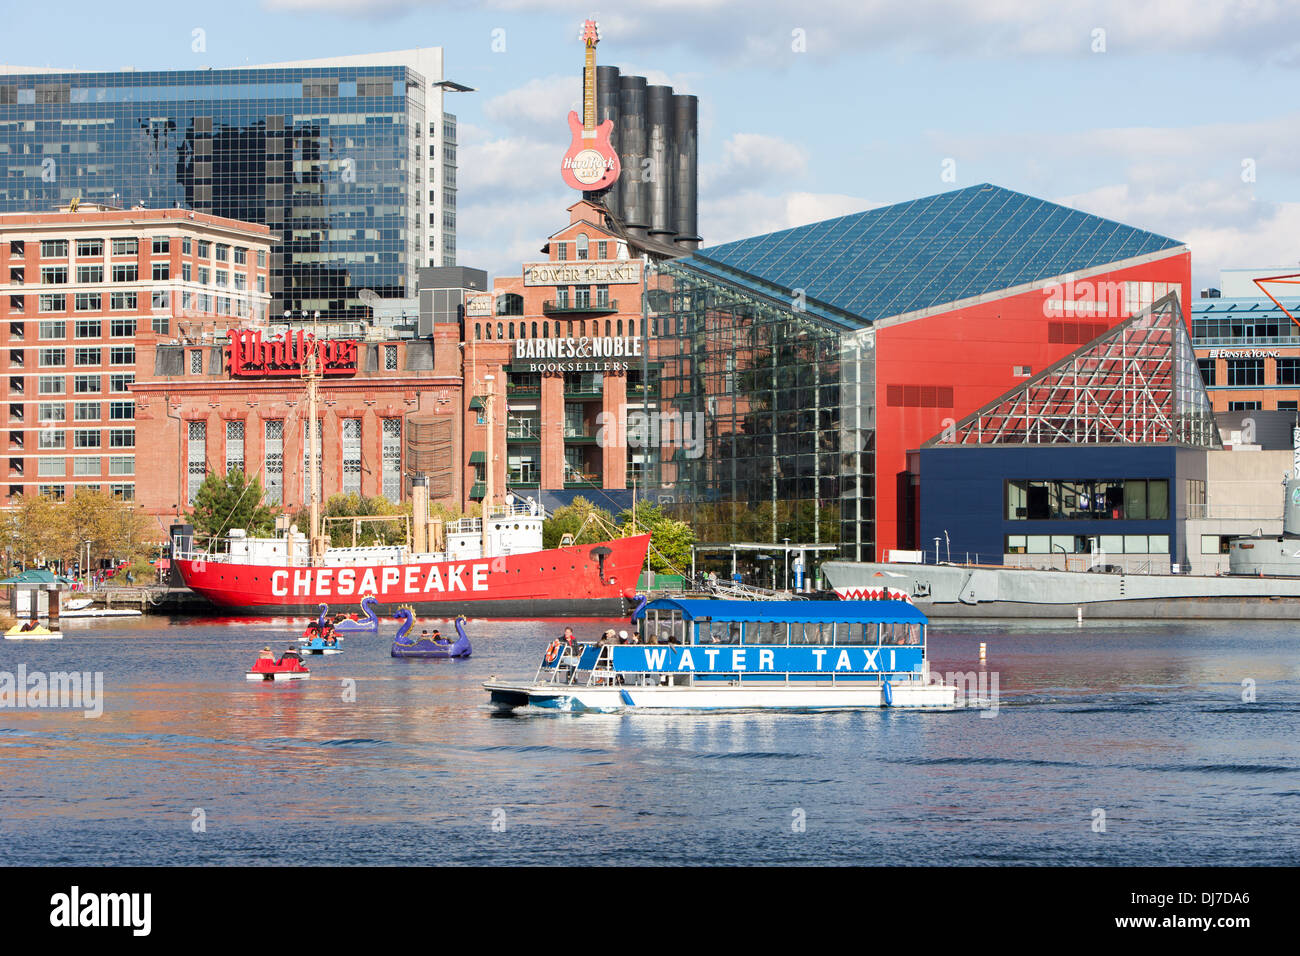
(224, 329, 359, 377)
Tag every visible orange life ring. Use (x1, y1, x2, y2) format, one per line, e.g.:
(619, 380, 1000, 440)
(545, 640, 561, 663)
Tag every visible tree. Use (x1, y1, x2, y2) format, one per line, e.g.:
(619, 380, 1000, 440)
(292, 493, 411, 548)
(617, 501, 695, 574)
(3, 490, 152, 574)
(188, 469, 276, 539)
(542, 496, 614, 550)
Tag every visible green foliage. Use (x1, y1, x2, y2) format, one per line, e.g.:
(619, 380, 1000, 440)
(617, 501, 696, 574)
(542, 496, 614, 550)
(188, 469, 277, 539)
(292, 493, 411, 548)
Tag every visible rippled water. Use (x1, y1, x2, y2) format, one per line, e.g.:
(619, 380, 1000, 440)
(1, 614, 1297, 865)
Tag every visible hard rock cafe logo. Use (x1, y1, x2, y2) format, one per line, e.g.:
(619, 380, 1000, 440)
(562, 150, 617, 186)
(224, 329, 359, 377)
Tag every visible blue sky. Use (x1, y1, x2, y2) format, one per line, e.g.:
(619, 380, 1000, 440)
(5, 0, 1300, 288)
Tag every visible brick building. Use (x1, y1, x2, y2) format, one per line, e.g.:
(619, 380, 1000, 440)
(0, 202, 272, 520)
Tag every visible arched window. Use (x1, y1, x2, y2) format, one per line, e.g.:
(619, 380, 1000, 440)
(542, 322, 549, 338)
(497, 322, 504, 340)
(554, 320, 560, 337)
(605, 319, 612, 336)
(474, 323, 481, 340)
(628, 318, 636, 337)
(576, 233, 589, 260)
(617, 319, 623, 336)
(508, 322, 515, 339)
(578, 320, 586, 336)
(531, 321, 538, 338)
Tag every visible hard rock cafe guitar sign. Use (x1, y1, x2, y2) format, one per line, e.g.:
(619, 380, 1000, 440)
(560, 20, 621, 192)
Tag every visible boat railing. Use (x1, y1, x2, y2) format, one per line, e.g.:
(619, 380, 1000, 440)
(447, 502, 538, 534)
(708, 581, 800, 601)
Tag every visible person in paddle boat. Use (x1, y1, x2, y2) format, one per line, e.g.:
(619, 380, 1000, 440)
(431, 628, 449, 645)
(280, 645, 303, 665)
(258, 646, 274, 661)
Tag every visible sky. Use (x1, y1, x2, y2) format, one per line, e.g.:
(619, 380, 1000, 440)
(4, 0, 1300, 290)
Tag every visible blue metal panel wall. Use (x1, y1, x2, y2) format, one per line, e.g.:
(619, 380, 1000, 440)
(918, 446, 1198, 565)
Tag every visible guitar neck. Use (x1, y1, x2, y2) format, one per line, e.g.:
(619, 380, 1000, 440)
(583, 44, 597, 132)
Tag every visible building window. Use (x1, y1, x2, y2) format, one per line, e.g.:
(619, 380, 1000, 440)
(384, 345, 398, 371)
(74, 402, 100, 421)
(555, 287, 569, 309)
(38, 484, 66, 500)
(73, 429, 101, 448)
(109, 483, 134, 501)
(190, 350, 203, 374)
(38, 375, 65, 395)
(1277, 358, 1300, 386)
(109, 401, 133, 420)
(110, 316, 135, 336)
(225, 420, 244, 475)
(38, 430, 65, 449)
(109, 428, 134, 448)
(234, 247, 247, 265)
(40, 240, 68, 259)
(37, 403, 65, 423)
(597, 240, 608, 259)
(109, 455, 134, 476)
(111, 238, 137, 256)
(152, 315, 169, 335)
(76, 239, 103, 258)
(264, 420, 283, 506)
(382, 419, 401, 503)
(182, 237, 192, 256)
(1004, 478, 1168, 521)
(110, 346, 135, 366)
(73, 375, 101, 394)
(152, 237, 170, 255)
(1228, 401, 1262, 411)
(38, 348, 65, 367)
(110, 294, 137, 314)
(574, 286, 591, 309)
(1197, 358, 1216, 387)
(74, 293, 102, 312)
(187, 421, 205, 504)
(38, 294, 66, 313)
(342, 419, 362, 495)
(74, 348, 100, 366)
(556, 242, 567, 261)
(109, 373, 134, 393)
(41, 266, 68, 285)
(215, 244, 229, 263)
(112, 264, 137, 283)
(1279, 401, 1298, 412)
(37, 457, 65, 477)
(74, 457, 102, 476)
(576, 234, 589, 260)
(152, 262, 170, 281)
(74, 319, 101, 338)
(75, 265, 102, 284)
(38, 320, 65, 339)
(197, 241, 210, 259)
(1226, 359, 1264, 387)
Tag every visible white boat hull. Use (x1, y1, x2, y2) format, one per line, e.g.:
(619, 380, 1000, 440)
(245, 671, 310, 681)
(3, 633, 62, 641)
(484, 679, 959, 712)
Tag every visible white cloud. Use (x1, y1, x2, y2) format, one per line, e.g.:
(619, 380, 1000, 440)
(482, 73, 581, 139)
(262, 0, 1300, 64)
(702, 190, 876, 246)
(701, 133, 808, 193)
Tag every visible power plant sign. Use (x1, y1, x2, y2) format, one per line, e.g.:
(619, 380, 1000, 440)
(561, 19, 620, 193)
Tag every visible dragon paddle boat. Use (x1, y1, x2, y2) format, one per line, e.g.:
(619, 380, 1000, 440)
(246, 646, 311, 681)
(484, 598, 961, 712)
(333, 595, 381, 635)
(391, 608, 472, 659)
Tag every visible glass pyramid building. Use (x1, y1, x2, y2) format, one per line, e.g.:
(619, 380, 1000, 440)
(927, 294, 1220, 448)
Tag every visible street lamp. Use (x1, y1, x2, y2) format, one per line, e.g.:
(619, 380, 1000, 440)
(782, 537, 790, 591)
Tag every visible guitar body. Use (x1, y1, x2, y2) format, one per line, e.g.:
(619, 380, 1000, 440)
(561, 109, 620, 192)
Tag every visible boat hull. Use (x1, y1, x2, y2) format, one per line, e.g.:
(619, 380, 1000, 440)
(175, 535, 651, 618)
(483, 679, 958, 712)
(245, 671, 310, 681)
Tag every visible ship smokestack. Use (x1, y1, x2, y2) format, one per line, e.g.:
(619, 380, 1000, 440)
(412, 475, 429, 553)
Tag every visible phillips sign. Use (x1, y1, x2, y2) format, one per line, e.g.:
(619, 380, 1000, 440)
(224, 329, 359, 377)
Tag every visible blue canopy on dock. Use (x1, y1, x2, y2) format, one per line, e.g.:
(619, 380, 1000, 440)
(0, 569, 72, 585)
(634, 599, 927, 624)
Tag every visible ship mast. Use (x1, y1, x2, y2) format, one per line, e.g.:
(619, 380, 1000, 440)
(302, 311, 326, 563)
(481, 373, 495, 559)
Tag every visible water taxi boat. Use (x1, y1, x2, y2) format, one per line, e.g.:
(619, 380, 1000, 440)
(483, 599, 960, 712)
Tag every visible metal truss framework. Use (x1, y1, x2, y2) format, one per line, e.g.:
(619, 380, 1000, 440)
(930, 294, 1219, 448)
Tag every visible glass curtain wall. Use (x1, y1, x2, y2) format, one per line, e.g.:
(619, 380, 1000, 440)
(650, 261, 873, 558)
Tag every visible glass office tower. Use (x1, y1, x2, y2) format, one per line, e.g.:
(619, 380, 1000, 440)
(0, 61, 449, 317)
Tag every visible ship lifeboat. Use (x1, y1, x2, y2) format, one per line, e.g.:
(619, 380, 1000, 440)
(246, 647, 311, 681)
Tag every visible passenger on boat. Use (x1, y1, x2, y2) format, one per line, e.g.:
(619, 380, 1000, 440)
(618, 630, 631, 644)
(258, 647, 274, 661)
(431, 629, 444, 644)
(561, 627, 577, 653)
(281, 646, 303, 664)
(20, 619, 37, 632)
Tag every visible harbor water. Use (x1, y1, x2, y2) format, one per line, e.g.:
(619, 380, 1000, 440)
(1, 615, 1297, 866)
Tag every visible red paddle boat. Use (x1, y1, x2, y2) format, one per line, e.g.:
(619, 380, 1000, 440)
(246, 646, 311, 681)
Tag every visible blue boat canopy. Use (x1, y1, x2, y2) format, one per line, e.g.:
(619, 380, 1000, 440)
(634, 599, 927, 625)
